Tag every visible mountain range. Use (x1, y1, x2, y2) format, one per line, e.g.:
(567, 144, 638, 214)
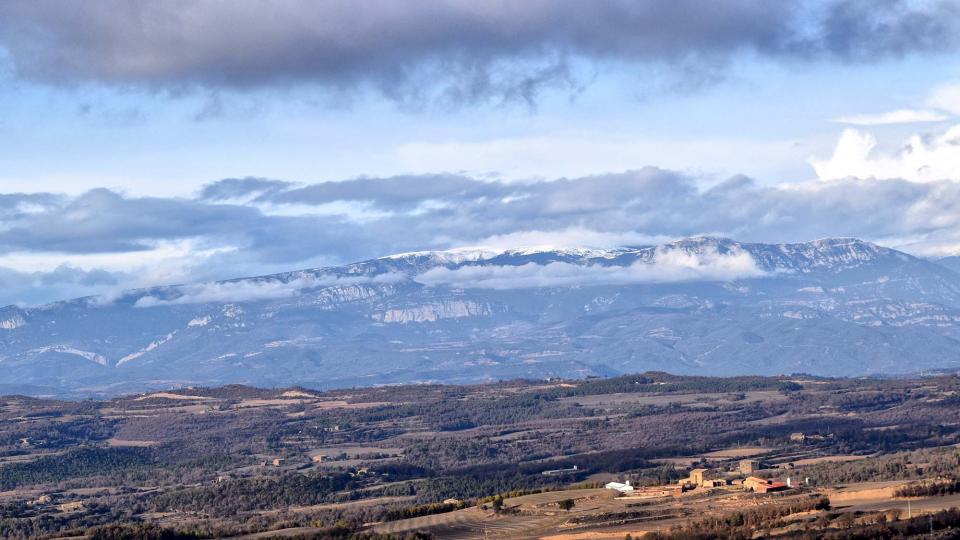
(5, 237, 960, 397)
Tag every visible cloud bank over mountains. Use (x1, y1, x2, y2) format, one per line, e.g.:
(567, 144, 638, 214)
(5, 94, 960, 308)
(1, 0, 960, 305)
(3, 149, 960, 307)
(4, 0, 960, 319)
(103, 244, 769, 307)
(133, 272, 404, 307)
(1, 1, 958, 105)
(415, 246, 768, 290)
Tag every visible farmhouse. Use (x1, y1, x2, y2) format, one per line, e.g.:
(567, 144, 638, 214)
(605, 480, 635, 493)
(630, 485, 683, 498)
(756, 481, 789, 493)
(689, 468, 707, 485)
(678, 468, 726, 489)
(743, 476, 768, 490)
(743, 476, 790, 493)
(739, 459, 760, 474)
(58, 501, 84, 512)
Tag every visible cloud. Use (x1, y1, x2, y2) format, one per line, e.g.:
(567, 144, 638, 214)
(0, 1, 958, 105)
(39, 264, 119, 287)
(250, 169, 960, 253)
(133, 279, 309, 307)
(811, 125, 960, 182)
(199, 177, 297, 202)
(830, 81, 960, 127)
(0, 193, 64, 219)
(0, 188, 263, 253)
(134, 272, 404, 307)
(415, 245, 767, 289)
(811, 0, 960, 61)
(13, 165, 960, 306)
(0, 264, 128, 306)
(928, 83, 960, 116)
(832, 109, 949, 125)
(262, 174, 508, 210)
(393, 134, 806, 182)
(9, 169, 960, 264)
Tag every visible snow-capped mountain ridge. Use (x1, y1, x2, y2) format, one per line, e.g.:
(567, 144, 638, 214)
(3, 236, 960, 397)
(373, 237, 902, 276)
(0, 237, 940, 330)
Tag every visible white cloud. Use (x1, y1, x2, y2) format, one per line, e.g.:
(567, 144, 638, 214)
(928, 83, 960, 116)
(134, 273, 404, 307)
(811, 126, 960, 182)
(832, 109, 948, 126)
(0, 239, 217, 274)
(415, 246, 767, 290)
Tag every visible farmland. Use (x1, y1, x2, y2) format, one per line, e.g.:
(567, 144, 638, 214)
(3, 373, 960, 538)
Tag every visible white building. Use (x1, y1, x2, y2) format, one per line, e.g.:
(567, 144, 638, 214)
(605, 480, 634, 493)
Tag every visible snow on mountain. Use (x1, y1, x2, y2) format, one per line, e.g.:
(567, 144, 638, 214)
(3, 237, 960, 397)
(381, 247, 503, 264)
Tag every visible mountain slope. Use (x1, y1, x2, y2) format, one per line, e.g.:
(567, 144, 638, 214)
(4, 237, 960, 396)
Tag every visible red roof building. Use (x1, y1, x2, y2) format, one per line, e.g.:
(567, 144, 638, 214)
(755, 481, 789, 493)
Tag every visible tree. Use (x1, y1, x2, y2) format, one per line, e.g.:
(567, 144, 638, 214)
(836, 512, 856, 529)
(558, 498, 575, 512)
(491, 496, 504, 512)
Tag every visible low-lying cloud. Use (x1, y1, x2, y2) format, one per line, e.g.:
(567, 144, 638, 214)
(415, 247, 767, 289)
(0, 264, 127, 307)
(134, 272, 404, 307)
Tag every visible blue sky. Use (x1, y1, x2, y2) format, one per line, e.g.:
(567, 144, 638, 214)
(2, 54, 955, 195)
(1, 1, 960, 305)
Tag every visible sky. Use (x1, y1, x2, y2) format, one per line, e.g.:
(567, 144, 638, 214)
(1, 0, 960, 305)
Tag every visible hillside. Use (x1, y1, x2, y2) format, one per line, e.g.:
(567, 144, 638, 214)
(3, 237, 960, 396)
(3, 374, 960, 538)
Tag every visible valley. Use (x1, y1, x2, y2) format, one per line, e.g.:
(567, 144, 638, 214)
(3, 372, 960, 538)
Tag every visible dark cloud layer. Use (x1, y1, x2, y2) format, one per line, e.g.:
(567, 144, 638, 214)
(247, 171, 960, 254)
(5, 169, 960, 262)
(0, 1, 957, 104)
(198, 177, 296, 202)
(0, 264, 126, 306)
(0, 189, 263, 253)
(263, 174, 510, 210)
